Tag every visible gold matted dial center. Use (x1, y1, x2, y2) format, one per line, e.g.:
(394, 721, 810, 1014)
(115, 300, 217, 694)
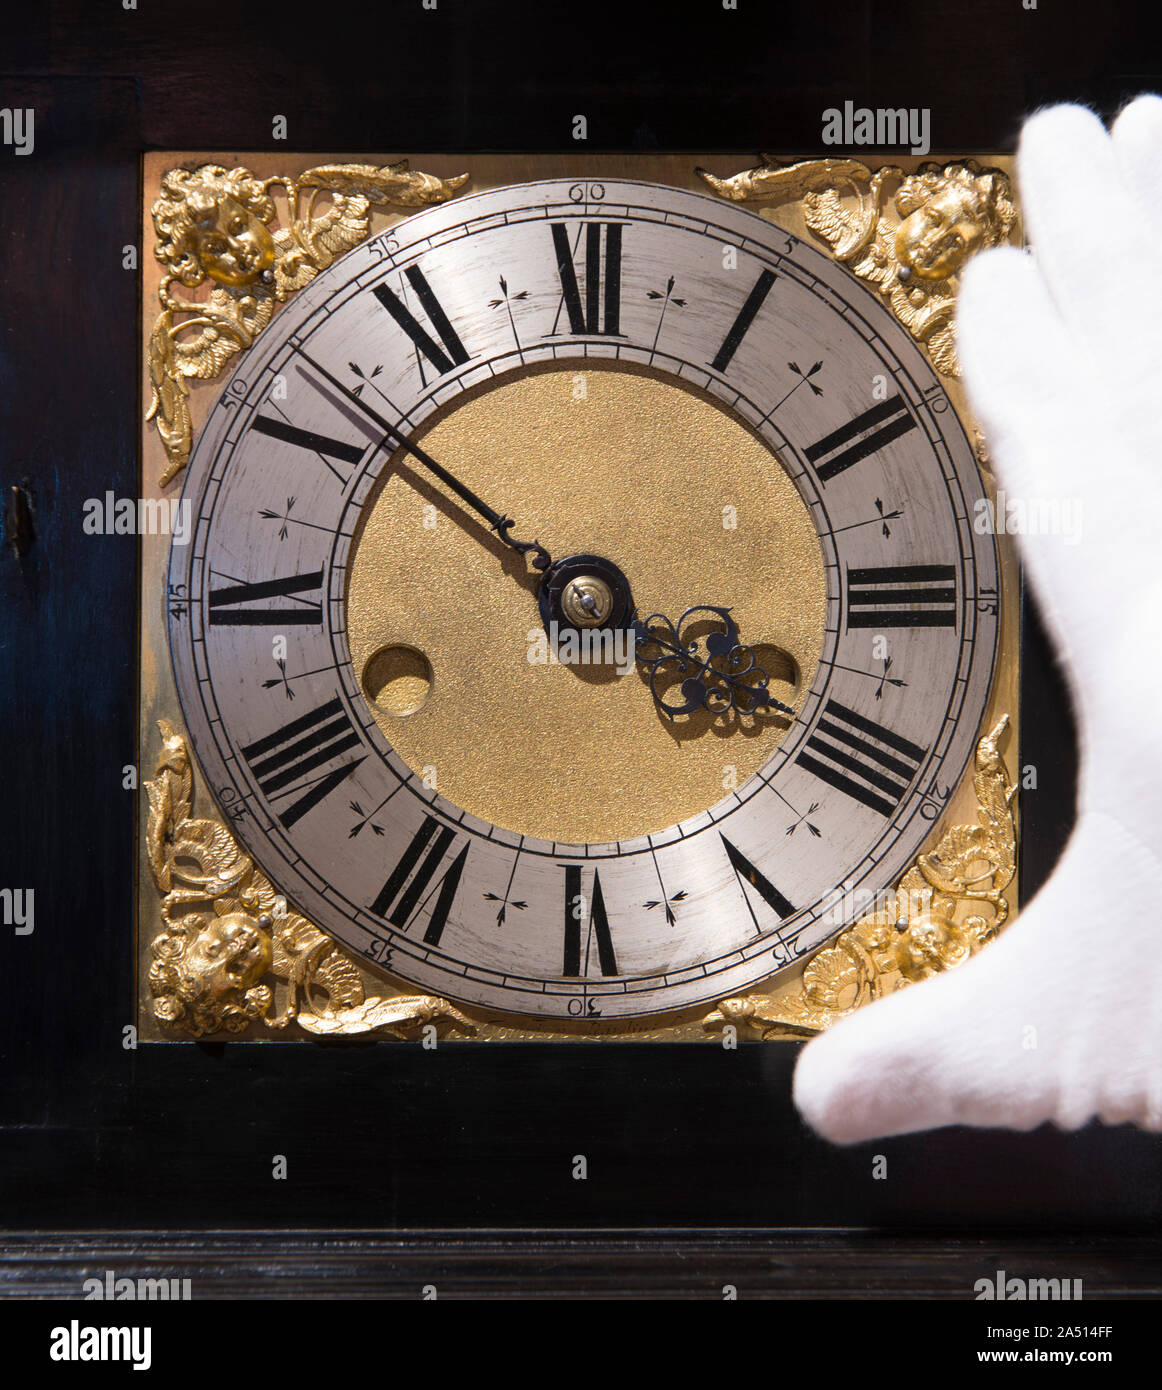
(346, 363, 827, 844)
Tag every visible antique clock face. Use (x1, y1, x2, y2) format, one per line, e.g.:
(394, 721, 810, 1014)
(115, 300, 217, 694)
(168, 178, 998, 1023)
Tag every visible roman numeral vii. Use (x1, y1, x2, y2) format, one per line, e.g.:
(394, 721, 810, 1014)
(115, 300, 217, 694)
(371, 815, 469, 945)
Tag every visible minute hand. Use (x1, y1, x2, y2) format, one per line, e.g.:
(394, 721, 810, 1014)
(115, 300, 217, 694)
(293, 345, 552, 571)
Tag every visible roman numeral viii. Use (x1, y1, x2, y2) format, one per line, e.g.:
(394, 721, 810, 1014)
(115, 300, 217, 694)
(373, 266, 471, 376)
(240, 696, 365, 828)
(796, 699, 926, 817)
(562, 865, 618, 977)
(551, 222, 622, 335)
(805, 394, 917, 483)
(846, 564, 957, 628)
(209, 570, 324, 626)
(371, 815, 469, 945)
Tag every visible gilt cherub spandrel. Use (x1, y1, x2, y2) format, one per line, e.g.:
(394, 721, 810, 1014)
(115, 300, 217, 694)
(147, 160, 469, 484)
(697, 156, 1018, 377)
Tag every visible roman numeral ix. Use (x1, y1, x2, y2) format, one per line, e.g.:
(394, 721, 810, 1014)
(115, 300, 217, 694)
(796, 699, 926, 816)
(208, 570, 324, 626)
(805, 394, 917, 483)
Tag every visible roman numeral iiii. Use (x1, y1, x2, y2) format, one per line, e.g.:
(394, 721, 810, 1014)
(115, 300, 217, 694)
(796, 699, 926, 816)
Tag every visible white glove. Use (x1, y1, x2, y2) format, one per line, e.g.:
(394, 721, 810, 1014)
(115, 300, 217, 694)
(792, 96, 1162, 1143)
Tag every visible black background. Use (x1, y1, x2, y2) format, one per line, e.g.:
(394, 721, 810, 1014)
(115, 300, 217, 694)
(1, 0, 1159, 1288)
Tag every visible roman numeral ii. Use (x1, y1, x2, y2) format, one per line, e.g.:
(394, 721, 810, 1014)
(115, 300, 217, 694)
(806, 395, 917, 483)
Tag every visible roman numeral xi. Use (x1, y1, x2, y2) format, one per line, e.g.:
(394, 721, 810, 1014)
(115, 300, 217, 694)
(373, 266, 471, 376)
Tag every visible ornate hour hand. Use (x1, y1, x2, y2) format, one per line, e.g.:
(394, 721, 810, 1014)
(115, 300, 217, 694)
(537, 554, 793, 722)
(632, 606, 794, 719)
(294, 345, 552, 571)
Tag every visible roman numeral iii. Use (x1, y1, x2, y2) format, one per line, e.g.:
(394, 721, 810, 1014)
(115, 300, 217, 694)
(796, 699, 926, 816)
(845, 564, 957, 628)
(806, 395, 917, 483)
(550, 222, 623, 335)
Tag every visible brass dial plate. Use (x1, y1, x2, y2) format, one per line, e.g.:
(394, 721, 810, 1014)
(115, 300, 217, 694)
(159, 176, 1002, 1023)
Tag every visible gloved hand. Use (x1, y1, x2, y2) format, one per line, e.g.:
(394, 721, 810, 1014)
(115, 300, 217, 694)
(793, 96, 1162, 1143)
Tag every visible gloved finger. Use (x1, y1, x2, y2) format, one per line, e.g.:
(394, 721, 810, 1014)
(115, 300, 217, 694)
(957, 246, 1145, 681)
(1017, 103, 1162, 400)
(1111, 95, 1162, 240)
